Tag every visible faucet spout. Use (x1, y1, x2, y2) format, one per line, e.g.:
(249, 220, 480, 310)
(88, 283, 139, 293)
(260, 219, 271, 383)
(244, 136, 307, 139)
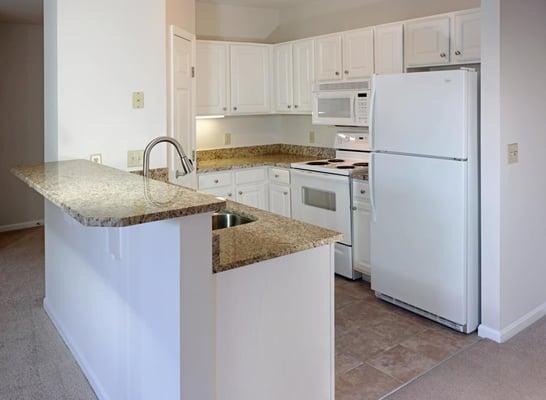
(143, 136, 194, 179)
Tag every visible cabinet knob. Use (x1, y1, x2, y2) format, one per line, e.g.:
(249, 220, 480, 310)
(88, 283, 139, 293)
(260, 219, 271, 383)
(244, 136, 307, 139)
(214, 179, 219, 184)
(335, 71, 340, 76)
(344, 70, 349, 75)
(440, 52, 446, 58)
(233, 106, 238, 111)
(294, 105, 298, 109)
(228, 193, 232, 197)
(455, 50, 461, 56)
(238, 191, 243, 195)
(360, 189, 366, 194)
(223, 107, 227, 111)
(283, 192, 288, 195)
(274, 174, 279, 178)
(287, 105, 292, 109)
(352, 206, 357, 211)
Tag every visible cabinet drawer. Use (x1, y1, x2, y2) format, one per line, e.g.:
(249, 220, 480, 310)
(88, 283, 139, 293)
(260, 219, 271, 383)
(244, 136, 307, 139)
(270, 168, 290, 185)
(235, 168, 267, 185)
(198, 171, 233, 189)
(353, 181, 370, 202)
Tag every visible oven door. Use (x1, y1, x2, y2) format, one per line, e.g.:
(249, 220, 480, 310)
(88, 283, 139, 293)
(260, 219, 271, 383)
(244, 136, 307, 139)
(291, 169, 351, 246)
(312, 91, 356, 126)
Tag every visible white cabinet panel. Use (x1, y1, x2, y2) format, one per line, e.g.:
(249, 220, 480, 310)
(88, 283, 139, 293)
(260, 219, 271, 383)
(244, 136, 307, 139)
(230, 44, 271, 114)
(405, 16, 450, 67)
(374, 24, 404, 75)
(201, 186, 235, 201)
(198, 171, 233, 189)
(196, 42, 229, 115)
(453, 10, 480, 63)
(273, 43, 294, 112)
(292, 39, 314, 113)
(352, 199, 371, 276)
(342, 28, 374, 79)
(269, 184, 291, 218)
(315, 34, 342, 81)
(236, 182, 268, 210)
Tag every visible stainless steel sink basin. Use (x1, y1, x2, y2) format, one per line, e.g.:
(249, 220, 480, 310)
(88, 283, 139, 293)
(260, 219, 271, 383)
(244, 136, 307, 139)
(212, 210, 255, 230)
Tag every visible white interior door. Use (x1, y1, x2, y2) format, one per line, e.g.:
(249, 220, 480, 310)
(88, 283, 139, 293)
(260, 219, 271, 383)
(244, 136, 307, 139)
(171, 30, 196, 188)
(370, 152, 467, 325)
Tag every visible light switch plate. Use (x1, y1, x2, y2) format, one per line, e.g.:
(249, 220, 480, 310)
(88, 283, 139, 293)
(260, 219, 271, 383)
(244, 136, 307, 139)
(309, 130, 316, 144)
(90, 154, 102, 164)
(224, 132, 231, 145)
(132, 91, 144, 109)
(127, 150, 144, 168)
(507, 143, 519, 164)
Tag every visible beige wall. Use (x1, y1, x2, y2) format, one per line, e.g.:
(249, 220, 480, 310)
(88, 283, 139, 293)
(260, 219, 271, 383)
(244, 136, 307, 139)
(0, 22, 44, 229)
(167, 0, 196, 34)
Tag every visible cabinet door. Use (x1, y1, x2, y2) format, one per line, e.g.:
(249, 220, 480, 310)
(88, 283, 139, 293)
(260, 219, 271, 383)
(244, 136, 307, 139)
(353, 199, 371, 275)
(453, 10, 480, 63)
(230, 44, 271, 114)
(292, 39, 314, 113)
(342, 28, 374, 79)
(315, 34, 342, 81)
(269, 184, 291, 217)
(273, 43, 294, 113)
(405, 16, 450, 67)
(201, 186, 235, 201)
(374, 24, 404, 75)
(196, 42, 228, 115)
(236, 182, 268, 210)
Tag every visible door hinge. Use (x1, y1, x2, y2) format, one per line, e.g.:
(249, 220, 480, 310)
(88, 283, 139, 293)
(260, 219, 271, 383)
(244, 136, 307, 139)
(191, 66, 195, 78)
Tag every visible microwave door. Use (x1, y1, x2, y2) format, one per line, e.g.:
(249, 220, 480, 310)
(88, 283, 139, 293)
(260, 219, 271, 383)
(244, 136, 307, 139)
(313, 92, 355, 125)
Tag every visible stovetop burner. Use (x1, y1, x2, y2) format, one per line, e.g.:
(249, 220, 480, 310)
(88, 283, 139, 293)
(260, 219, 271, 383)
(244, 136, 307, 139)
(337, 165, 355, 169)
(328, 159, 344, 163)
(306, 161, 329, 166)
(352, 162, 368, 166)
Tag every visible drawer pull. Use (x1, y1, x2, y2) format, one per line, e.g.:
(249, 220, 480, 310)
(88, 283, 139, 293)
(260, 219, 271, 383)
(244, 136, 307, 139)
(228, 193, 232, 197)
(274, 174, 279, 178)
(214, 179, 219, 184)
(238, 191, 243, 195)
(283, 192, 288, 195)
(360, 189, 366, 194)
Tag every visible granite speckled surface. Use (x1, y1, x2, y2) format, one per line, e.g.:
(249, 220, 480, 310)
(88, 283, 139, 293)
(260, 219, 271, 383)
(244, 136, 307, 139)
(196, 144, 336, 173)
(211, 200, 342, 273)
(131, 167, 169, 183)
(11, 160, 225, 227)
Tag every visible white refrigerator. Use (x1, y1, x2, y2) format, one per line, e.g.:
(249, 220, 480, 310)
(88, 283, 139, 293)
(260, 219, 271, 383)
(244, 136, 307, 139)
(369, 70, 479, 333)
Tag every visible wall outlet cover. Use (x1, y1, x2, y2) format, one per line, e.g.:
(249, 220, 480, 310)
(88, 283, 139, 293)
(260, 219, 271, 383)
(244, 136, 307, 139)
(224, 132, 232, 145)
(90, 154, 102, 164)
(127, 150, 144, 168)
(507, 143, 519, 164)
(132, 91, 144, 109)
(309, 130, 316, 144)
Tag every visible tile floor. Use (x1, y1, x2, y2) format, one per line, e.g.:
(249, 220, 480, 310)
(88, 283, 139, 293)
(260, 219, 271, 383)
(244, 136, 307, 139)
(334, 277, 481, 399)
(0, 227, 481, 399)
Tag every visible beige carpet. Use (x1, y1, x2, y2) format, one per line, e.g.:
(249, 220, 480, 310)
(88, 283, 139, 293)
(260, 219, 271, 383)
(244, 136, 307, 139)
(385, 317, 546, 399)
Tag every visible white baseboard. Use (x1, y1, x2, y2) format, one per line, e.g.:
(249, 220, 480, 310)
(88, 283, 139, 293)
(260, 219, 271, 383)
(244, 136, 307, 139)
(479, 301, 546, 343)
(0, 220, 43, 233)
(43, 298, 107, 400)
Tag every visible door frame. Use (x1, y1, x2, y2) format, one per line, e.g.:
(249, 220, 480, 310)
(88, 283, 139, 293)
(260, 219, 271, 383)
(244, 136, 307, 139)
(168, 25, 196, 184)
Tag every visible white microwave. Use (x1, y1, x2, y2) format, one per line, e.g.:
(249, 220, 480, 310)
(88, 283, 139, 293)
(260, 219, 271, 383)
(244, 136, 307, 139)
(312, 80, 371, 127)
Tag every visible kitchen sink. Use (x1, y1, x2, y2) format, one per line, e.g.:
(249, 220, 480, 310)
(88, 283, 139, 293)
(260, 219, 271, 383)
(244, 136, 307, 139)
(212, 210, 255, 230)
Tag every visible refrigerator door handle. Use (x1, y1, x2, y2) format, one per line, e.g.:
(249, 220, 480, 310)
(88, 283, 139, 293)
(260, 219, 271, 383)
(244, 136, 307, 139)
(369, 75, 376, 150)
(370, 152, 376, 222)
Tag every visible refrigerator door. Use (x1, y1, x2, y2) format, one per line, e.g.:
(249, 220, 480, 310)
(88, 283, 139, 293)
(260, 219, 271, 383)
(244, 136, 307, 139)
(372, 70, 471, 159)
(370, 152, 467, 325)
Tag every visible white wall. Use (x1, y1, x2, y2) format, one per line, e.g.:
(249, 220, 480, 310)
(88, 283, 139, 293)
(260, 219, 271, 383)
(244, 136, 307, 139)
(45, 0, 169, 170)
(480, 0, 546, 342)
(0, 22, 44, 228)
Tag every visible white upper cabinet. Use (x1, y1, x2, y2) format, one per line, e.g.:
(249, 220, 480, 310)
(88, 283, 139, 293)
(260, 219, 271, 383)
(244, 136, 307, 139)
(374, 23, 404, 75)
(292, 39, 314, 113)
(230, 44, 271, 114)
(453, 10, 481, 63)
(342, 28, 374, 79)
(315, 34, 343, 81)
(404, 16, 451, 67)
(196, 42, 229, 115)
(273, 43, 294, 112)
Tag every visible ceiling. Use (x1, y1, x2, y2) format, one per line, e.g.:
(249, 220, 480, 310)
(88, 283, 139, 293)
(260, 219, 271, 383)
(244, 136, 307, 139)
(196, 0, 321, 10)
(0, 0, 43, 24)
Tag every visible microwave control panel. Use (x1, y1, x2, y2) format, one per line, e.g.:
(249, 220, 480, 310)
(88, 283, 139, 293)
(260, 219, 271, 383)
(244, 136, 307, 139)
(355, 91, 370, 125)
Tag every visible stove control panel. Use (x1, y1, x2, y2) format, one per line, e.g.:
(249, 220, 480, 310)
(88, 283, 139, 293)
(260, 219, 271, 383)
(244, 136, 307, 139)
(335, 132, 371, 151)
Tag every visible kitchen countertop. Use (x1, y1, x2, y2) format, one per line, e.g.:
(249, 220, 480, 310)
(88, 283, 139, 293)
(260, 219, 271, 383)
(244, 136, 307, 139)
(197, 153, 320, 173)
(11, 160, 225, 227)
(212, 200, 342, 273)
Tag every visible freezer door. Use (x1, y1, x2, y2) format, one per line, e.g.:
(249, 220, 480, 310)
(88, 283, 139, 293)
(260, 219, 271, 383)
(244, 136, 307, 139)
(372, 70, 472, 159)
(370, 153, 467, 325)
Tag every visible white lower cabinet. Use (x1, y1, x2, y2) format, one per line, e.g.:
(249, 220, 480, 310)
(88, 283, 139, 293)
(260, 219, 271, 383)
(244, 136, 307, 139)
(269, 184, 291, 218)
(352, 181, 371, 276)
(236, 182, 268, 209)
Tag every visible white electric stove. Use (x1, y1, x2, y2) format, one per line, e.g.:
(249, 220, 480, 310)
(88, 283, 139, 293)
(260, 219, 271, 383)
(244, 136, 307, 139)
(290, 130, 370, 279)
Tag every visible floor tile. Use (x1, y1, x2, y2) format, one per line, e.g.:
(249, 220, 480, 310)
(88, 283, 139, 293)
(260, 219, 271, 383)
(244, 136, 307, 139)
(336, 352, 364, 375)
(336, 364, 402, 400)
(399, 328, 464, 362)
(336, 326, 396, 361)
(367, 345, 438, 382)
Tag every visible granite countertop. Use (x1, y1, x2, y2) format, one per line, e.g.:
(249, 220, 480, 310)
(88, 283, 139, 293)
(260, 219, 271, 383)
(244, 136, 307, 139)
(212, 200, 342, 273)
(11, 160, 225, 227)
(197, 153, 320, 173)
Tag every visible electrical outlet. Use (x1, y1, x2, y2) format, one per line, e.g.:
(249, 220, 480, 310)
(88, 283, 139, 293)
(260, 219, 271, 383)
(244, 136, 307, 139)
(127, 150, 144, 168)
(507, 143, 519, 164)
(132, 91, 144, 109)
(309, 130, 316, 144)
(90, 154, 102, 164)
(224, 132, 232, 145)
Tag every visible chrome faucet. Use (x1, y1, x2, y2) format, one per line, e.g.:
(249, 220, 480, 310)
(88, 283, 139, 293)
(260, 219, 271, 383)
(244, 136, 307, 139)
(143, 136, 194, 179)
